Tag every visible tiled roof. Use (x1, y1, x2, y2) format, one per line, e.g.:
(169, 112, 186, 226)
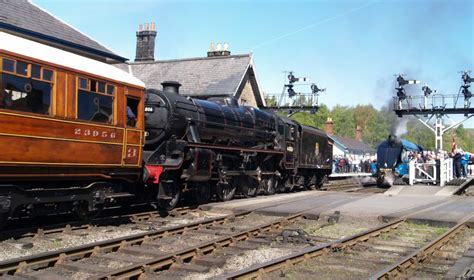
(329, 135, 375, 153)
(124, 54, 252, 97)
(0, 0, 125, 62)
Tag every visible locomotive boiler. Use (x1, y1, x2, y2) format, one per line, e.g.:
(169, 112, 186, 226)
(143, 82, 333, 210)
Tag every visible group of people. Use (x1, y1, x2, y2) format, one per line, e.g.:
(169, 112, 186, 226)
(333, 156, 376, 174)
(405, 149, 472, 179)
(332, 149, 472, 179)
(451, 149, 472, 178)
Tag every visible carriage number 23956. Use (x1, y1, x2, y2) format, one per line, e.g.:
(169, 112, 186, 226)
(74, 128, 117, 139)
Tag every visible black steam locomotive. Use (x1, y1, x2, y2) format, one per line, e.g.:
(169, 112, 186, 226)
(143, 82, 333, 210)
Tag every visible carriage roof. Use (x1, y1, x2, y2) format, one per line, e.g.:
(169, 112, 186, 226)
(0, 31, 145, 88)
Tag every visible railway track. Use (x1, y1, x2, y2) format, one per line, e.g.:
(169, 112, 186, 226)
(372, 216, 473, 279)
(0, 201, 341, 279)
(220, 217, 473, 279)
(324, 177, 383, 193)
(0, 205, 198, 241)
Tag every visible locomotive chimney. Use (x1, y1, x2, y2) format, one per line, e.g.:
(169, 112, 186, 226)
(207, 42, 231, 57)
(135, 22, 157, 62)
(355, 125, 363, 141)
(161, 81, 181, 95)
(324, 117, 334, 135)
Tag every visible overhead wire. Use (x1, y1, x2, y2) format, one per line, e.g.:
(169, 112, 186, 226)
(251, 0, 377, 50)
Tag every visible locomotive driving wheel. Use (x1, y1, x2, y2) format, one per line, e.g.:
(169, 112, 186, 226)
(192, 182, 211, 204)
(215, 181, 236, 201)
(260, 176, 276, 195)
(236, 176, 257, 198)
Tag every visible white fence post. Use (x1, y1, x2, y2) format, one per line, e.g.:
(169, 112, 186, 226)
(409, 160, 415, 185)
(440, 158, 445, 187)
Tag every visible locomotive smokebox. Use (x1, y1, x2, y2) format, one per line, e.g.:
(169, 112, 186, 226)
(388, 134, 400, 144)
(162, 81, 182, 95)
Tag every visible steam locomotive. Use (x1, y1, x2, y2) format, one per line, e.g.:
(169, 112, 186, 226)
(376, 135, 423, 187)
(143, 82, 333, 210)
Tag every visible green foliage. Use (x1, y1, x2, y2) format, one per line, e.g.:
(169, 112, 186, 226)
(269, 103, 474, 152)
(331, 105, 356, 138)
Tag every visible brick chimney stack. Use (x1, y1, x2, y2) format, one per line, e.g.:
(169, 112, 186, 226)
(355, 125, 363, 141)
(135, 22, 157, 62)
(325, 117, 334, 135)
(207, 42, 231, 57)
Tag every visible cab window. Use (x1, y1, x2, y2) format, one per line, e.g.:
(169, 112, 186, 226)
(0, 57, 53, 115)
(126, 97, 139, 127)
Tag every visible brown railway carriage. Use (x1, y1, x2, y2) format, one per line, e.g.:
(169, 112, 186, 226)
(0, 32, 145, 220)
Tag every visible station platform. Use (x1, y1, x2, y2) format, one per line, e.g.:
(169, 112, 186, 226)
(385, 177, 474, 196)
(329, 173, 372, 178)
(202, 189, 474, 227)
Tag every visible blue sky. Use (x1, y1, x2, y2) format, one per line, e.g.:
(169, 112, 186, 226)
(35, 0, 474, 127)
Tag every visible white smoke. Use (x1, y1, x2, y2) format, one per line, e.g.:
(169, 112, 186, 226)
(392, 118, 409, 136)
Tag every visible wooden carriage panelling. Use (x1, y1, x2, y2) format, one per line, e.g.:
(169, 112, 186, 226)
(0, 42, 145, 170)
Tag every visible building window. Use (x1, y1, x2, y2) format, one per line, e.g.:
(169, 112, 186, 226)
(77, 77, 115, 124)
(0, 57, 53, 115)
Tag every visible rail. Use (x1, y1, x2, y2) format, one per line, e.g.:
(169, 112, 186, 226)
(370, 216, 472, 279)
(218, 219, 405, 279)
(0, 211, 251, 275)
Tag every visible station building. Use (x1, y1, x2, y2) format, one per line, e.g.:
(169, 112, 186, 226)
(324, 118, 375, 162)
(117, 24, 266, 108)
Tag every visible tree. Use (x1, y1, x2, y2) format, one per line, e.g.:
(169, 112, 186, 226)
(331, 105, 355, 138)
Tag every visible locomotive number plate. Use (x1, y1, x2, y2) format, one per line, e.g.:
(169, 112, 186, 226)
(145, 106, 154, 113)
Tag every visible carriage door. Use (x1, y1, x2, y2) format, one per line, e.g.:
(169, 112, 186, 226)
(123, 95, 142, 166)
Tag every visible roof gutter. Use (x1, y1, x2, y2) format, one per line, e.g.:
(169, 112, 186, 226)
(0, 22, 127, 63)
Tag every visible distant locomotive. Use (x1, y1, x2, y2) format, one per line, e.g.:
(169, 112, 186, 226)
(376, 135, 423, 187)
(143, 82, 333, 210)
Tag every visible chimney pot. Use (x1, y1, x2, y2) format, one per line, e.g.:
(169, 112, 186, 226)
(325, 117, 334, 135)
(135, 22, 157, 62)
(207, 41, 231, 57)
(356, 125, 363, 141)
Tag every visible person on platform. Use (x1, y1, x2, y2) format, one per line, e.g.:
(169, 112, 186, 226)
(452, 150, 463, 178)
(461, 151, 470, 178)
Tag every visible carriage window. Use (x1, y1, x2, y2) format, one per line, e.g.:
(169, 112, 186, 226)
(77, 77, 115, 124)
(107, 85, 115, 95)
(98, 82, 106, 93)
(16, 61, 28, 76)
(0, 73, 52, 115)
(43, 69, 53, 81)
(126, 97, 139, 127)
(79, 77, 88, 90)
(32, 65, 41, 79)
(0, 58, 53, 115)
(2, 59, 14, 72)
